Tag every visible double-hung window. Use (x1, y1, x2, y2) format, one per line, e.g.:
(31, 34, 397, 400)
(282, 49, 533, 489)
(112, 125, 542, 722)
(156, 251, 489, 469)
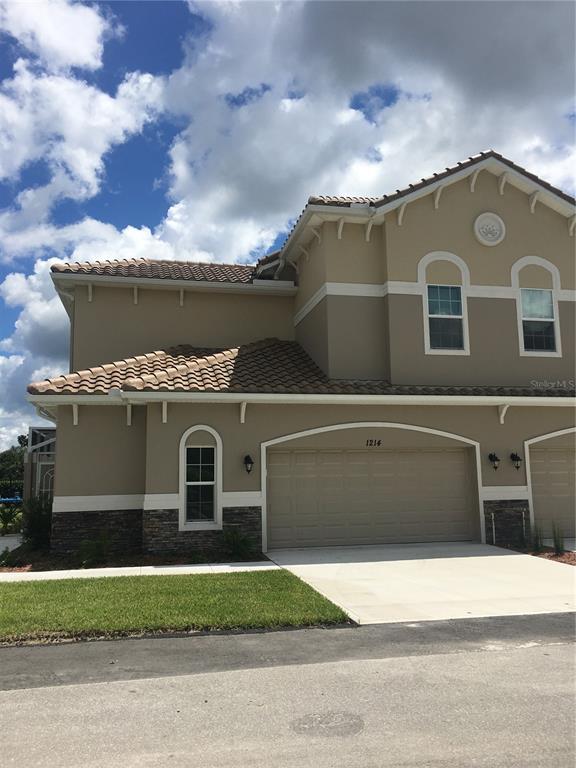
(185, 447, 215, 522)
(520, 289, 556, 352)
(427, 285, 464, 351)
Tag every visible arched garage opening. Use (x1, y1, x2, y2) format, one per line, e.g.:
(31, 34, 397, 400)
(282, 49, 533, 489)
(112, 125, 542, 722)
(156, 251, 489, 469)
(261, 423, 482, 551)
(526, 428, 576, 539)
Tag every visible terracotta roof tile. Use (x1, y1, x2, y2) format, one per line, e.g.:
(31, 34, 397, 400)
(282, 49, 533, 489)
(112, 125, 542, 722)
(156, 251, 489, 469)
(51, 258, 256, 284)
(28, 339, 575, 398)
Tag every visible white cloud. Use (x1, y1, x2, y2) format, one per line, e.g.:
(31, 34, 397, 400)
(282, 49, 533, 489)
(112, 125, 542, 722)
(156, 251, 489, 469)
(0, 0, 113, 72)
(0, 61, 164, 238)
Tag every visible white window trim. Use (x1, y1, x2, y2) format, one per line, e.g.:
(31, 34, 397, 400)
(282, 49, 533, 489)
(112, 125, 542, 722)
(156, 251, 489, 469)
(511, 256, 562, 358)
(518, 288, 560, 358)
(178, 425, 223, 531)
(423, 283, 470, 356)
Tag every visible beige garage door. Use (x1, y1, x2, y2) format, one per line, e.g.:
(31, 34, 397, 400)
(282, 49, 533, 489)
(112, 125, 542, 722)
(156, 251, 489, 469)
(267, 447, 478, 549)
(531, 446, 576, 537)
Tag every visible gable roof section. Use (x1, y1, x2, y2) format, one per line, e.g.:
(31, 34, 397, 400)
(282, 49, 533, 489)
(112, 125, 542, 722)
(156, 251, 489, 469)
(307, 150, 576, 209)
(256, 150, 576, 274)
(27, 338, 575, 398)
(51, 258, 255, 284)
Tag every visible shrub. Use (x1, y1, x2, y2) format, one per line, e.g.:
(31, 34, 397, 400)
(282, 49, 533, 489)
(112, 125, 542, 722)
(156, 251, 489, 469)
(551, 523, 565, 556)
(77, 535, 110, 568)
(222, 528, 256, 560)
(0, 503, 21, 535)
(0, 546, 11, 566)
(21, 496, 52, 550)
(531, 525, 544, 553)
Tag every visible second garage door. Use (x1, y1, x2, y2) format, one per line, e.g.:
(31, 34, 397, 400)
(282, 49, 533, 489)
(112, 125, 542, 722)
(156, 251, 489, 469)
(531, 445, 575, 538)
(267, 447, 478, 549)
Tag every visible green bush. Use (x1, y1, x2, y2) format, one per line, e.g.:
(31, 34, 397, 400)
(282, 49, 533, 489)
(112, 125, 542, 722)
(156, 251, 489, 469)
(0, 503, 21, 535)
(222, 528, 256, 560)
(531, 525, 544, 553)
(551, 523, 565, 556)
(21, 496, 52, 550)
(0, 546, 11, 566)
(77, 535, 109, 568)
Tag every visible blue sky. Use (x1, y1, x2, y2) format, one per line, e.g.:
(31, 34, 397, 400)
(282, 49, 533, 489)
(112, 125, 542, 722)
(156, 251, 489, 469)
(0, 0, 574, 448)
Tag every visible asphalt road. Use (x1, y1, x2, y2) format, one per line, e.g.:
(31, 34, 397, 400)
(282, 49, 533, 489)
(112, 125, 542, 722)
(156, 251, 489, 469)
(1, 613, 574, 767)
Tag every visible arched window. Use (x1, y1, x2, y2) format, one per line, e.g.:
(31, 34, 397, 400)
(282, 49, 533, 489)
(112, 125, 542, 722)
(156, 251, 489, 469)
(418, 252, 470, 355)
(179, 425, 223, 530)
(511, 257, 562, 357)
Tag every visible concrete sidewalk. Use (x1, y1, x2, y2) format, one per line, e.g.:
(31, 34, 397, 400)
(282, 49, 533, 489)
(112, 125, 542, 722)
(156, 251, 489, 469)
(0, 560, 279, 583)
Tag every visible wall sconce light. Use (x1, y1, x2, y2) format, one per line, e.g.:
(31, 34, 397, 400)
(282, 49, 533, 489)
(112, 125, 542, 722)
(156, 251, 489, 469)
(243, 454, 254, 474)
(488, 453, 500, 471)
(510, 452, 523, 470)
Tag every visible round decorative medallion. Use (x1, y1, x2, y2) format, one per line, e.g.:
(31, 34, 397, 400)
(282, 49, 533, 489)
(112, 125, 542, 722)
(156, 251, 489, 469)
(474, 212, 506, 246)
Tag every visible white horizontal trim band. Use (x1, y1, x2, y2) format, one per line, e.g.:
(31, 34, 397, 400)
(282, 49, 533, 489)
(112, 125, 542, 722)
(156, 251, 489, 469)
(479, 485, 530, 500)
(293, 280, 576, 326)
(221, 491, 263, 507)
(54, 492, 264, 513)
(52, 495, 143, 513)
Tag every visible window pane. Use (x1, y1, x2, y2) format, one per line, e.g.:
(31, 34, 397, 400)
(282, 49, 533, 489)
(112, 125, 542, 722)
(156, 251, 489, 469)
(428, 285, 461, 316)
(186, 465, 201, 482)
(521, 289, 553, 319)
(187, 447, 201, 464)
(200, 464, 214, 482)
(523, 320, 556, 351)
(186, 484, 214, 522)
(429, 317, 464, 349)
(200, 447, 215, 465)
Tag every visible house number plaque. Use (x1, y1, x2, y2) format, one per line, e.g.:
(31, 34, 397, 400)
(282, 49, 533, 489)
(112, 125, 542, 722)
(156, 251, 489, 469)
(365, 439, 382, 447)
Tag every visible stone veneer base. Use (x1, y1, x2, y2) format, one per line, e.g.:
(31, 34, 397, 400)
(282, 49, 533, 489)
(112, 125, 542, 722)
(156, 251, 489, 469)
(142, 507, 262, 556)
(51, 509, 143, 556)
(50, 506, 263, 557)
(483, 499, 531, 549)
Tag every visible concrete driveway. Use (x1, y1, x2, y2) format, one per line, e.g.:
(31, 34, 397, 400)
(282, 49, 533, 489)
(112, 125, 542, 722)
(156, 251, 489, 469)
(269, 542, 576, 624)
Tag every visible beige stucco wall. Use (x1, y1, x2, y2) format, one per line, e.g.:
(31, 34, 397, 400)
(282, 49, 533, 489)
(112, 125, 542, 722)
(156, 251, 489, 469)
(384, 171, 575, 288)
(387, 294, 575, 385)
(54, 404, 146, 496)
(52, 401, 574, 498)
(295, 299, 329, 374)
(71, 286, 295, 370)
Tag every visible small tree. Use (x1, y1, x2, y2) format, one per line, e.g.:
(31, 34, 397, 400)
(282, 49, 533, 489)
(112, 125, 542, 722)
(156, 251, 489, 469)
(551, 523, 565, 556)
(22, 496, 52, 550)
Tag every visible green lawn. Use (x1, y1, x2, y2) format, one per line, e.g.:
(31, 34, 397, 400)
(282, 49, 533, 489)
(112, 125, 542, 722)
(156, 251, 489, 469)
(0, 570, 348, 642)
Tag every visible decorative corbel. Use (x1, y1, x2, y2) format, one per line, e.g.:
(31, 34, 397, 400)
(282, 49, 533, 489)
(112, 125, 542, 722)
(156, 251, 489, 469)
(179, 289, 184, 307)
(498, 173, 508, 196)
(433, 185, 444, 210)
(337, 218, 345, 240)
(72, 403, 79, 426)
(133, 286, 139, 305)
(161, 401, 168, 424)
(126, 404, 132, 426)
(397, 202, 407, 226)
(365, 218, 375, 242)
(569, 215, 576, 237)
(529, 191, 539, 214)
(299, 245, 310, 262)
(469, 169, 481, 193)
(498, 404, 510, 425)
(87, 284, 93, 303)
(240, 401, 247, 424)
(309, 227, 322, 245)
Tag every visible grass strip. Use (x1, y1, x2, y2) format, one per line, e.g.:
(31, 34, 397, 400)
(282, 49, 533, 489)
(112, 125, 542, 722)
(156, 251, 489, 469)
(0, 569, 348, 642)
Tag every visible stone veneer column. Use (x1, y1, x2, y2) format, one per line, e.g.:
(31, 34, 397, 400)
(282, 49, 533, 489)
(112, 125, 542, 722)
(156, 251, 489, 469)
(483, 500, 531, 549)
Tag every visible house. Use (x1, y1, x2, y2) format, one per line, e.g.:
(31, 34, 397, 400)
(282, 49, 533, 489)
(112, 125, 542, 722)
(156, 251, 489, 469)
(27, 151, 576, 557)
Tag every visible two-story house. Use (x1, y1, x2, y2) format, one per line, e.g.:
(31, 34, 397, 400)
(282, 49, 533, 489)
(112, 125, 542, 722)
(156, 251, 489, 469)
(27, 151, 576, 556)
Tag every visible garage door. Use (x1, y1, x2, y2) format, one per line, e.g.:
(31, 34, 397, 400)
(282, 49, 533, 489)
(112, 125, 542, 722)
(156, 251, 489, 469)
(267, 447, 478, 549)
(531, 446, 576, 537)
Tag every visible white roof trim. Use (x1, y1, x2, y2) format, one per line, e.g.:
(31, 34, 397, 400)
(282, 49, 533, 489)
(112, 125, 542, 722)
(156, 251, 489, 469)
(28, 392, 575, 408)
